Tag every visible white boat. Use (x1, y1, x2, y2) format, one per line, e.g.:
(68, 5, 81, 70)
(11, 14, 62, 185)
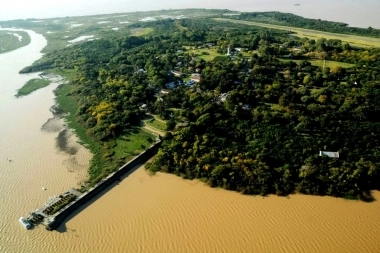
(19, 217, 32, 229)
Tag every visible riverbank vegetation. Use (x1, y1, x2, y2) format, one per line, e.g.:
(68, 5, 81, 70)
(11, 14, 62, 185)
(16, 78, 51, 97)
(17, 10, 380, 200)
(51, 69, 156, 188)
(0, 30, 31, 54)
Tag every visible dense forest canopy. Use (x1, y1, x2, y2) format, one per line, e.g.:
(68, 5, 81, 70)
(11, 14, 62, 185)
(19, 14, 380, 200)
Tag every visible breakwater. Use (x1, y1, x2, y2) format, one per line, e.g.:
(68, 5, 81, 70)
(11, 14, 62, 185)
(42, 140, 162, 230)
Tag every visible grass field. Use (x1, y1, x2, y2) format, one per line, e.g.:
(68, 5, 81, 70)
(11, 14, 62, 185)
(143, 115, 167, 131)
(183, 46, 227, 61)
(0, 30, 31, 54)
(113, 128, 156, 161)
(130, 27, 153, 36)
(214, 18, 380, 48)
(278, 58, 355, 68)
(16, 78, 51, 97)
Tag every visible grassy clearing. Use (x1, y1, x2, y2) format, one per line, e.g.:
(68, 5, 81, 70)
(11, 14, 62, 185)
(42, 39, 70, 53)
(195, 48, 223, 61)
(174, 20, 188, 31)
(214, 18, 380, 48)
(113, 128, 156, 161)
(278, 58, 355, 68)
(240, 51, 251, 58)
(183, 46, 227, 61)
(46, 68, 77, 80)
(213, 56, 228, 62)
(143, 115, 167, 131)
(130, 27, 153, 36)
(16, 78, 51, 97)
(0, 30, 31, 54)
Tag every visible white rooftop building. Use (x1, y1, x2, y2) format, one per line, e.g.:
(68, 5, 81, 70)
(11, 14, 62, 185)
(319, 151, 339, 158)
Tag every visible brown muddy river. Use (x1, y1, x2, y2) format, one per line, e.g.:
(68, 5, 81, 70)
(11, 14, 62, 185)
(42, 166, 380, 253)
(1, 29, 379, 253)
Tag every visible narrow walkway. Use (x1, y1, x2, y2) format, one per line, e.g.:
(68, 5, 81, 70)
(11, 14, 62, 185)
(145, 113, 167, 124)
(141, 123, 165, 136)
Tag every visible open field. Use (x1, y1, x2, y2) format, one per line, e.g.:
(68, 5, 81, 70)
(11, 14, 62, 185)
(214, 18, 380, 48)
(130, 27, 153, 36)
(183, 46, 227, 61)
(0, 30, 30, 54)
(143, 115, 167, 131)
(113, 128, 156, 161)
(15, 78, 51, 97)
(278, 58, 356, 68)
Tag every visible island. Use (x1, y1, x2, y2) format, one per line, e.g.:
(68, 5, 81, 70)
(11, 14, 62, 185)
(2, 9, 380, 203)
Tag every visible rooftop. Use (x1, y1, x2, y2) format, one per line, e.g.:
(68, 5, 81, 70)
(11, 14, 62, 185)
(319, 151, 339, 158)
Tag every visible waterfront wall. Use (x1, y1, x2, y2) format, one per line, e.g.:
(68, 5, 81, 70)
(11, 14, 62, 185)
(45, 141, 162, 230)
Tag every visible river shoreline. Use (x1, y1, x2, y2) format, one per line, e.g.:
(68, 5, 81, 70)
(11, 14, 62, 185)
(0, 28, 91, 252)
(53, 164, 380, 253)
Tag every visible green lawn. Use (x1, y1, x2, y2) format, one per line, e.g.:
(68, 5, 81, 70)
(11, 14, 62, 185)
(143, 115, 167, 131)
(213, 56, 228, 62)
(16, 78, 51, 97)
(214, 18, 380, 48)
(278, 58, 355, 68)
(113, 128, 156, 161)
(183, 76, 191, 82)
(240, 51, 251, 58)
(47, 68, 77, 80)
(184, 47, 225, 61)
(130, 27, 153, 36)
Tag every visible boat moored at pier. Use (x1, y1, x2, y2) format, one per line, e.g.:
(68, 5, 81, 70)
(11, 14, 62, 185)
(19, 217, 32, 229)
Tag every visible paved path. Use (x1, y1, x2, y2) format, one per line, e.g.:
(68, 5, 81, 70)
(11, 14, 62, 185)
(141, 123, 165, 136)
(146, 113, 167, 124)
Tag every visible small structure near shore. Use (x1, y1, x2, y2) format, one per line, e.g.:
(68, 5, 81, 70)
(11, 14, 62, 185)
(23, 141, 162, 231)
(24, 188, 82, 227)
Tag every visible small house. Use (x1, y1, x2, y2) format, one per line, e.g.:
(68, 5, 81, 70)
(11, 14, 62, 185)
(319, 151, 339, 158)
(190, 73, 201, 83)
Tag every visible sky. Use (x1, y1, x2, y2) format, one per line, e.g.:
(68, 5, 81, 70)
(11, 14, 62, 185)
(1, 0, 379, 28)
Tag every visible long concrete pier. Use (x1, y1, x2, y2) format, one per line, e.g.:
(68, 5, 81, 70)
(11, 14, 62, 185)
(26, 140, 162, 230)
